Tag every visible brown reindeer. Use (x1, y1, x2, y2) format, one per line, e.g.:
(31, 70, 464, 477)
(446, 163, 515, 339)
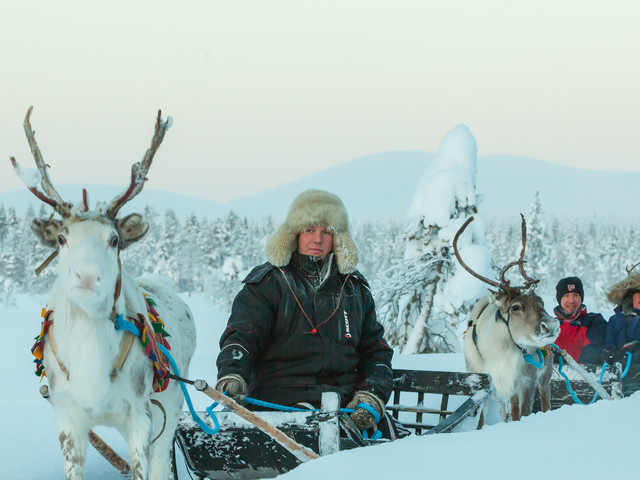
(454, 215, 559, 421)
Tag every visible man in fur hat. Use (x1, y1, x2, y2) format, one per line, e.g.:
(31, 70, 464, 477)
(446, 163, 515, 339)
(215, 189, 396, 436)
(552, 276, 606, 364)
(604, 274, 640, 396)
(604, 274, 640, 361)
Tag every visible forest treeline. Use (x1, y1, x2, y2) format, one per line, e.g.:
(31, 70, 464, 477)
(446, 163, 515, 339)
(1, 200, 634, 348)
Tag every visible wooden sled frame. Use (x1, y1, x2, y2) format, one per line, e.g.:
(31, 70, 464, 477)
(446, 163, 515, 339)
(173, 369, 493, 479)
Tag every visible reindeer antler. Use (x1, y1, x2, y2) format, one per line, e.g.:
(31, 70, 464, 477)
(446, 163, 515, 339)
(106, 110, 172, 219)
(10, 107, 72, 218)
(517, 213, 540, 289)
(453, 217, 502, 289)
(453, 215, 540, 294)
(626, 261, 640, 276)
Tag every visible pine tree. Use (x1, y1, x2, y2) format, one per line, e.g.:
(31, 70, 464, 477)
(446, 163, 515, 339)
(522, 191, 553, 298)
(155, 209, 181, 285)
(374, 125, 492, 354)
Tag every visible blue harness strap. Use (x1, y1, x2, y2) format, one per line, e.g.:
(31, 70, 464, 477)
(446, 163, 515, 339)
(157, 344, 220, 435)
(243, 396, 382, 438)
(523, 349, 545, 368)
(114, 314, 140, 336)
(114, 314, 220, 434)
(551, 343, 617, 406)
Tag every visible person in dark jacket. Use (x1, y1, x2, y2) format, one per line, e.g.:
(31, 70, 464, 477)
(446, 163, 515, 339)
(604, 274, 640, 396)
(553, 276, 606, 364)
(215, 189, 394, 434)
(604, 274, 640, 360)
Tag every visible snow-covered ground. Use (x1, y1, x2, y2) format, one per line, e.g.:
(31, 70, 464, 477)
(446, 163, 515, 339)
(1, 294, 638, 479)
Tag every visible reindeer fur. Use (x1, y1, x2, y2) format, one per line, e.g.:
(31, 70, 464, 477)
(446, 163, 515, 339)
(464, 293, 558, 421)
(34, 219, 195, 480)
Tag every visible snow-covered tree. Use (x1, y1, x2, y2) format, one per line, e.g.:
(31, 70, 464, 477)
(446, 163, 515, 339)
(375, 125, 492, 354)
(522, 191, 552, 294)
(154, 209, 181, 285)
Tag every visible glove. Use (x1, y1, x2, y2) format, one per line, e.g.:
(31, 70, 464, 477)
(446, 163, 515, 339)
(346, 391, 386, 431)
(622, 340, 640, 354)
(215, 375, 247, 402)
(604, 349, 624, 365)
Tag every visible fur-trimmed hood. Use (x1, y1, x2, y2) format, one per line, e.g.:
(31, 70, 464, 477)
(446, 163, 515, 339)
(265, 189, 358, 274)
(607, 274, 640, 314)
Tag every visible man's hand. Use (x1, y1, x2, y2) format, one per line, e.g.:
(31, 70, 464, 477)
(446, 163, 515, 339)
(622, 340, 640, 353)
(215, 375, 247, 402)
(604, 349, 625, 365)
(346, 391, 386, 431)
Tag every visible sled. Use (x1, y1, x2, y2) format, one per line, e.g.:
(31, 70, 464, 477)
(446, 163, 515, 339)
(533, 361, 624, 412)
(172, 369, 492, 479)
(74, 363, 624, 479)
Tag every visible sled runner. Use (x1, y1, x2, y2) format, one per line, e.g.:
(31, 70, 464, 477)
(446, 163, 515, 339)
(172, 368, 493, 479)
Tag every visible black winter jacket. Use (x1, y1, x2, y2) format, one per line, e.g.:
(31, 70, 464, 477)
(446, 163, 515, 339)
(216, 253, 393, 407)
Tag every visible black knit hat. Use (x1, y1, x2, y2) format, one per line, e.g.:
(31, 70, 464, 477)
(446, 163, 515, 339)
(556, 277, 584, 304)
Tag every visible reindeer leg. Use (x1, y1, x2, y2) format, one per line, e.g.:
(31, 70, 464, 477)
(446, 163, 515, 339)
(520, 385, 535, 418)
(57, 421, 89, 480)
(539, 384, 551, 412)
(509, 395, 521, 421)
(148, 390, 182, 480)
(126, 401, 153, 480)
(537, 361, 553, 413)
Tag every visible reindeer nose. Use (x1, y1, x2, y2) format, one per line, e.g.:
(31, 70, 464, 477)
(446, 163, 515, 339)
(74, 266, 103, 288)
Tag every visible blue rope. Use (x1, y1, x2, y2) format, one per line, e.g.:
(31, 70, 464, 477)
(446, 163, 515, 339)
(157, 344, 220, 435)
(244, 395, 374, 416)
(557, 354, 599, 405)
(362, 429, 383, 440)
(114, 314, 139, 336)
(357, 402, 381, 424)
(113, 315, 220, 435)
(244, 396, 381, 437)
(244, 396, 324, 412)
(551, 343, 606, 406)
(619, 352, 632, 378)
(523, 349, 545, 368)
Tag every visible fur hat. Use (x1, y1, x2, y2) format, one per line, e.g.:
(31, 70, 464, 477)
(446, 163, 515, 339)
(555, 277, 584, 305)
(607, 274, 640, 314)
(265, 189, 358, 274)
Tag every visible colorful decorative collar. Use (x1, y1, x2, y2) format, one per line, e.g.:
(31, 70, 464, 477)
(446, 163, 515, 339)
(31, 293, 172, 393)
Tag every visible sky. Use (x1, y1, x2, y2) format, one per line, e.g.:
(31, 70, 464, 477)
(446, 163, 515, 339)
(1, 293, 638, 479)
(1, 1, 639, 203)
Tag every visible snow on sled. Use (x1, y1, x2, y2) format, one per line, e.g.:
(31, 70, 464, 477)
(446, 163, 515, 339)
(173, 369, 492, 479)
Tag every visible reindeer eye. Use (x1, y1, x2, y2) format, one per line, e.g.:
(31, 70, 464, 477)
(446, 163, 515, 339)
(108, 234, 119, 248)
(58, 234, 67, 246)
(511, 304, 522, 312)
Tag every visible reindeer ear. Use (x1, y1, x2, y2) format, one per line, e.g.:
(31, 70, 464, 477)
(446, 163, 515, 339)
(489, 290, 510, 310)
(31, 218, 64, 248)
(116, 213, 149, 249)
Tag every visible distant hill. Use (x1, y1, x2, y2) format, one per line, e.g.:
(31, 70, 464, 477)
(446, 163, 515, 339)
(0, 152, 633, 221)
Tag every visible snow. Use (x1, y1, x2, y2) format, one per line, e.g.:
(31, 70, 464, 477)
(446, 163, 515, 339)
(17, 168, 43, 190)
(407, 124, 477, 226)
(2, 294, 639, 479)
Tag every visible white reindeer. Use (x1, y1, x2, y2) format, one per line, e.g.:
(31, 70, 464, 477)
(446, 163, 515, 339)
(11, 107, 196, 480)
(454, 216, 559, 421)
